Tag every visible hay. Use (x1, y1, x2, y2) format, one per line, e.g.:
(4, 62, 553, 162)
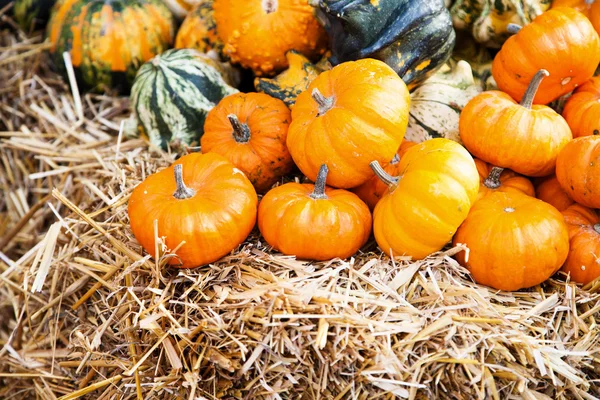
(1, 22, 600, 400)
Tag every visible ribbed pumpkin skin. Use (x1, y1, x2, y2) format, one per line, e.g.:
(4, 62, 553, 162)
(556, 136, 600, 208)
(175, 1, 223, 55)
(562, 77, 600, 138)
(552, 0, 600, 35)
(535, 175, 574, 211)
(561, 204, 600, 285)
(14, 0, 57, 30)
(46, 0, 175, 94)
(130, 49, 238, 151)
(475, 159, 535, 201)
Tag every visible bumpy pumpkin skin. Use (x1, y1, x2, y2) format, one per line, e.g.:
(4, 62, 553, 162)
(562, 77, 600, 138)
(535, 175, 574, 211)
(201, 93, 294, 194)
(474, 159, 535, 201)
(449, 0, 551, 48)
(373, 138, 480, 260)
(406, 61, 482, 144)
(175, 1, 223, 56)
(46, 0, 176, 94)
(254, 51, 330, 108)
(14, 0, 57, 30)
(460, 71, 573, 177)
(561, 204, 600, 285)
(287, 59, 411, 189)
(556, 136, 600, 208)
(313, 0, 455, 88)
(213, 0, 328, 76)
(453, 191, 569, 291)
(258, 166, 372, 261)
(552, 0, 600, 35)
(352, 140, 416, 211)
(492, 7, 600, 105)
(128, 152, 258, 268)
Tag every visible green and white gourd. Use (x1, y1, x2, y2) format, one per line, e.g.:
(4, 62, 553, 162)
(405, 60, 482, 144)
(130, 49, 238, 151)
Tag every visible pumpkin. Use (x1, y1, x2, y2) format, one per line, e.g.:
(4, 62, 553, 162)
(175, 0, 223, 57)
(491, 7, 600, 105)
(213, 0, 328, 76)
(352, 140, 417, 211)
(14, 0, 57, 30)
(201, 93, 294, 193)
(254, 51, 330, 108)
(474, 159, 535, 201)
(453, 191, 569, 291)
(460, 69, 573, 177)
(128, 152, 258, 268)
(449, 0, 551, 48)
(562, 77, 600, 138)
(287, 59, 411, 189)
(258, 164, 372, 261)
(552, 0, 600, 35)
(535, 175, 574, 211)
(556, 135, 600, 208)
(561, 204, 600, 285)
(46, 0, 176, 94)
(405, 60, 483, 144)
(130, 49, 238, 151)
(311, 0, 455, 88)
(371, 138, 479, 260)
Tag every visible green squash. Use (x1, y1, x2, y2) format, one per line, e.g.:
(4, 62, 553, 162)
(405, 60, 482, 144)
(130, 49, 238, 151)
(311, 0, 455, 88)
(448, 0, 551, 48)
(14, 0, 56, 30)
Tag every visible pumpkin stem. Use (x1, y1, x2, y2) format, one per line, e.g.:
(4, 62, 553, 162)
(483, 167, 504, 189)
(390, 153, 401, 165)
(521, 70, 550, 109)
(227, 114, 251, 143)
(370, 161, 399, 187)
(585, 0, 594, 4)
(507, 23, 522, 34)
(262, 0, 278, 13)
(594, 224, 600, 234)
(173, 164, 196, 199)
(312, 88, 334, 116)
(310, 164, 329, 200)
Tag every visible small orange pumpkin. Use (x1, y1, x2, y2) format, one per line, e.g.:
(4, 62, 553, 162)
(128, 153, 258, 268)
(213, 0, 328, 76)
(460, 69, 573, 177)
(201, 93, 294, 193)
(562, 77, 600, 138)
(556, 135, 600, 208)
(561, 204, 600, 285)
(352, 140, 417, 211)
(492, 7, 600, 105)
(551, 0, 600, 34)
(535, 175, 574, 211)
(287, 58, 411, 189)
(258, 164, 372, 261)
(453, 191, 570, 291)
(474, 159, 535, 201)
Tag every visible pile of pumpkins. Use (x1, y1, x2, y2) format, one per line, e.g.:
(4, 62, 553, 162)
(13, 0, 600, 292)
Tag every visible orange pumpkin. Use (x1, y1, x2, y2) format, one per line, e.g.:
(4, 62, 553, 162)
(556, 135, 600, 208)
(287, 58, 411, 189)
(371, 138, 479, 260)
(492, 7, 600, 105)
(352, 140, 417, 210)
(535, 175, 574, 211)
(552, 0, 600, 34)
(562, 77, 600, 138)
(453, 191, 570, 291)
(201, 93, 294, 193)
(175, 1, 223, 55)
(561, 204, 600, 285)
(258, 164, 372, 261)
(213, 0, 328, 76)
(460, 69, 573, 177)
(128, 153, 258, 268)
(474, 159, 535, 201)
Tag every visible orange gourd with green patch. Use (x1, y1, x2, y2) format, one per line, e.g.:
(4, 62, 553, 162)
(175, 1, 223, 56)
(46, 0, 175, 93)
(201, 92, 294, 194)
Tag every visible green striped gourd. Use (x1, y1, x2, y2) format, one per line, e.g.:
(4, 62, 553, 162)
(130, 49, 238, 151)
